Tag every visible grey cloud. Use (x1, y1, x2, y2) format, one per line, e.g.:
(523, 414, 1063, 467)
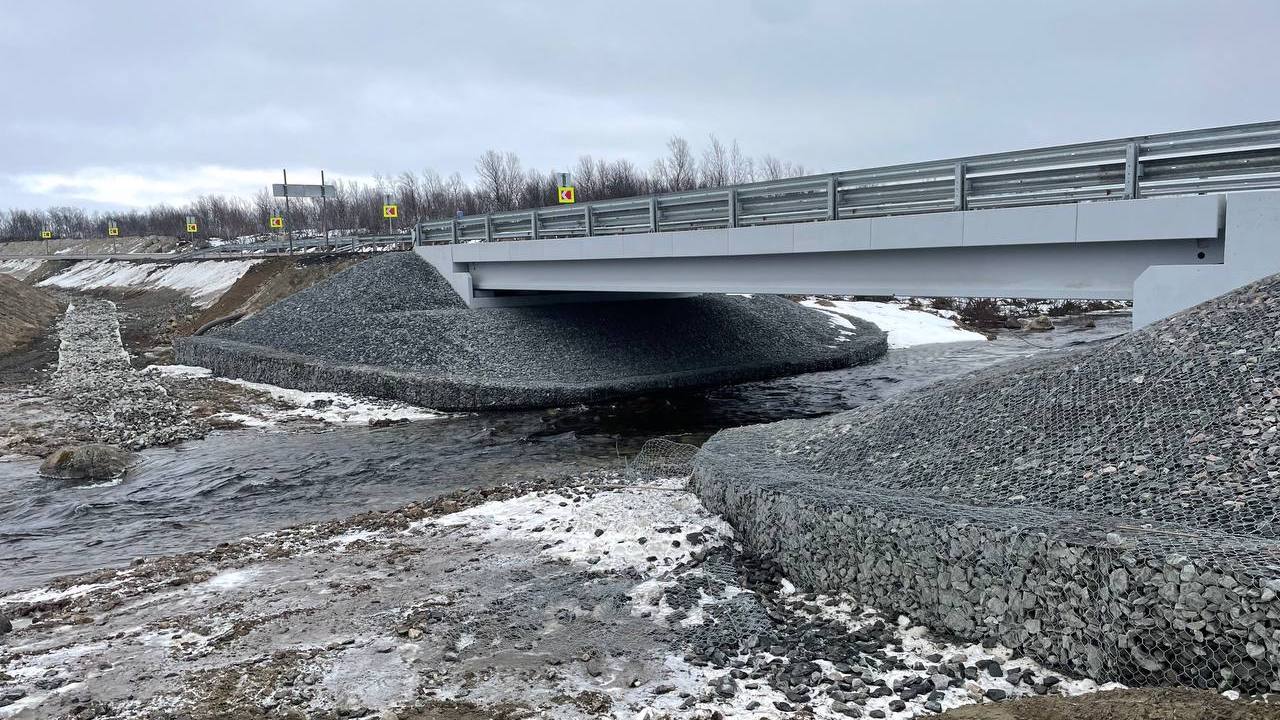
(2, 0, 1279, 208)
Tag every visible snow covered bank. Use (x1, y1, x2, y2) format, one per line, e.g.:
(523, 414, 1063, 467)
(0, 258, 45, 281)
(802, 298, 988, 349)
(145, 364, 445, 425)
(38, 259, 260, 307)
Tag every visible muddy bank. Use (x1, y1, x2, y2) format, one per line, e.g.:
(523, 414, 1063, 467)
(0, 276, 62, 357)
(937, 687, 1276, 719)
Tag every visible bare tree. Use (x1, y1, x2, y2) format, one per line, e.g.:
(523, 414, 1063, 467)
(729, 140, 754, 184)
(1, 135, 807, 242)
(700, 135, 731, 188)
(652, 136, 697, 192)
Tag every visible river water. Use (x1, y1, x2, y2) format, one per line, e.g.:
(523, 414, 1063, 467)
(0, 317, 1128, 593)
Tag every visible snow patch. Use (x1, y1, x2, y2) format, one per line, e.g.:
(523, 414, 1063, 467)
(38, 259, 259, 307)
(802, 298, 988, 348)
(144, 364, 445, 425)
(0, 258, 45, 280)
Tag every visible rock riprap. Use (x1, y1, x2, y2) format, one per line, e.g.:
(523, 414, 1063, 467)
(175, 252, 887, 410)
(693, 273, 1280, 693)
(50, 299, 205, 449)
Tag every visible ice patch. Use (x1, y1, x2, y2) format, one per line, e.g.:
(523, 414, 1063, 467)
(2, 581, 120, 605)
(203, 568, 258, 591)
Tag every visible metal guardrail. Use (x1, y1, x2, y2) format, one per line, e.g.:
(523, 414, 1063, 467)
(0, 234, 413, 261)
(182, 234, 414, 258)
(416, 120, 1280, 245)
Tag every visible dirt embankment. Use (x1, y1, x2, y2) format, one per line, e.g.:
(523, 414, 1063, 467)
(182, 255, 365, 335)
(938, 687, 1277, 720)
(0, 274, 64, 356)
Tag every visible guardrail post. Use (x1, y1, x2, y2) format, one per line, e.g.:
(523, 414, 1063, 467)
(450, 219, 458, 244)
(1124, 142, 1140, 199)
(728, 188, 738, 228)
(827, 175, 838, 220)
(584, 205, 594, 237)
(530, 211, 539, 241)
(484, 215, 493, 243)
(649, 197, 658, 232)
(953, 163, 967, 211)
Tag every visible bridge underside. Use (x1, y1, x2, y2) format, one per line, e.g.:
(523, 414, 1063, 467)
(418, 192, 1280, 327)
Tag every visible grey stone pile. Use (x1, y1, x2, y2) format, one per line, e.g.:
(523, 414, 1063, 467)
(50, 299, 205, 449)
(176, 252, 887, 410)
(692, 273, 1280, 693)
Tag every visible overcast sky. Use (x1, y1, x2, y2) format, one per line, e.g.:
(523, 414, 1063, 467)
(3, 0, 1279, 210)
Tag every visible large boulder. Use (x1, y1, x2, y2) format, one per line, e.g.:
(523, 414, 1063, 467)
(38, 444, 133, 481)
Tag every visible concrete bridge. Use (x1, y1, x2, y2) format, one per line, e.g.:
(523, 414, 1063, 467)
(414, 121, 1280, 327)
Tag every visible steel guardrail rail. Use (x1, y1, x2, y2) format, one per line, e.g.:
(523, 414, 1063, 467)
(415, 120, 1280, 245)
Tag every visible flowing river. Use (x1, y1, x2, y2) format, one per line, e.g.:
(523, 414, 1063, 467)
(0, 316, 1127, 593)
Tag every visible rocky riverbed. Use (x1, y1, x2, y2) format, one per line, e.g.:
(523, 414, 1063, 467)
(0, 454, 1150, 720)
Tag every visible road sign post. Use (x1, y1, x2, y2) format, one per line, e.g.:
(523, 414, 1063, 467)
(272, 172, 338, 253)
(282, 169, 292, 254)
(557, 172, 575, 204)
(383, 196, 398, 236)
(185, 216, 198, 245)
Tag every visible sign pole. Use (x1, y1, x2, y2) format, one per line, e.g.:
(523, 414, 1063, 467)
(283, 169, 293, 255)
(321, 169, 329, 250)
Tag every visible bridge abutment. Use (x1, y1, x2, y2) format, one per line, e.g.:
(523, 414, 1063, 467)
(1133, 190, 1280, 326)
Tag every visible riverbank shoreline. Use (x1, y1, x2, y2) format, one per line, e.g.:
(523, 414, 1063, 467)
(1, 465, 1271, 720)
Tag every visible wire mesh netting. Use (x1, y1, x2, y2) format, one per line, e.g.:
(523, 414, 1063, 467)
(683, 276, 1280, 693)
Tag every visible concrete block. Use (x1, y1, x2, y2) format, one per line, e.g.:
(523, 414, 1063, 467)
(793, 218, 873, 253)
(452, 242, 511, 262)
(727, 224, 795, 255)
(670, 229, 730, 257)
(621, 233, 674, 258)
(1076, 195, 1221, 243)
(962, 204, 1076, 246)
(870, 212, 964, 250)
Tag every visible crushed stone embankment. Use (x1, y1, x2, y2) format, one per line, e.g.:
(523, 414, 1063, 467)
(177, 252, 889, 410)
(693, 272, 1280, 694)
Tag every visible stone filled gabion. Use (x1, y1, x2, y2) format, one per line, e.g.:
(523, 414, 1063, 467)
(174, 253, 888, 410)
(692, 274, 1280, 693)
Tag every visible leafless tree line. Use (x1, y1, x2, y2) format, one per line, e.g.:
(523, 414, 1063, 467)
(0, 135, 805, 241)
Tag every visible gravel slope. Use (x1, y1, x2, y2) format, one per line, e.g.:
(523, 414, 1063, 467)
(693, 272, 1280, 693)
(177, 253, 887, 410)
